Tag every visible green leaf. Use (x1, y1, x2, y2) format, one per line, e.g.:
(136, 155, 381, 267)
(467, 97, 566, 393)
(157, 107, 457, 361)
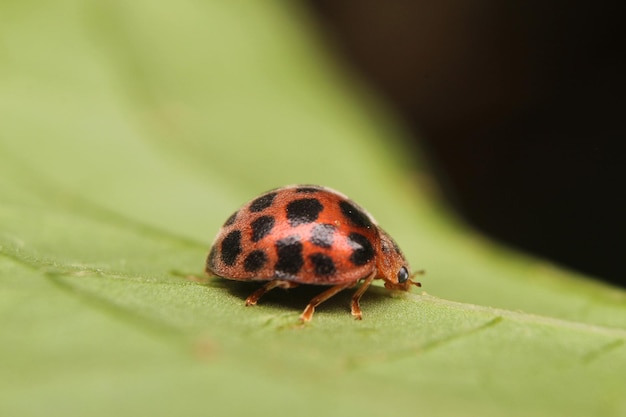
(1, 2, 625, 417)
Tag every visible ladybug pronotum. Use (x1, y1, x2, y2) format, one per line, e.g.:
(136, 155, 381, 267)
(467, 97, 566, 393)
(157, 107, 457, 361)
(206, 185, 421, 322)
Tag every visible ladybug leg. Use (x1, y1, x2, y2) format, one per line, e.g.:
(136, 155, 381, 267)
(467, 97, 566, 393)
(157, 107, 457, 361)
(300, 283, 354, 322)
(245, 280, 298, 306)
(350, 272, 376, 320)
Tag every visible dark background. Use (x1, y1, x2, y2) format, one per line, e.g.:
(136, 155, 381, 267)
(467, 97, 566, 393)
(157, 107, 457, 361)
(306, 1, 625, 287)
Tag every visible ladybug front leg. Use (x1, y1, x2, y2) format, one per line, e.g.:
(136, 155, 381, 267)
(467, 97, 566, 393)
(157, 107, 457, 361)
(300, 282, 354, 322)
(350, 272, 376, 320)
(245, 280, 298, 306)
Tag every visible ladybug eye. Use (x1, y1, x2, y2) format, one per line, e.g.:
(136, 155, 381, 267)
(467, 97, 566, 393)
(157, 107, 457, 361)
(397, 266, 409, 283)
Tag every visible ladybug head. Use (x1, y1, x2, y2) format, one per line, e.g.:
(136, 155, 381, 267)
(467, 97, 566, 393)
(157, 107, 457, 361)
(377, 229, 422, 291)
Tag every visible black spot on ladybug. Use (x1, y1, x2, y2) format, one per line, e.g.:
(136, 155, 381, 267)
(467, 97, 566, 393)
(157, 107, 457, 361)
(347, 232, 375, 266)
(223, 211, 238, 227)
(249, 192, 277, 213)
(207, 245, 217, 270)
(244, 250, 268, 272)
(221, 230, 242, 266)
(286, 198, 323, 227)
(381, 240, 391, 254)
(296, 186, 321, 193)
(310, 223, 336, 248)
(309, 253, 336, 276)
(275, 235, 304, 275)
(251, 215, 275, 242)
(339, 201, 373, 229)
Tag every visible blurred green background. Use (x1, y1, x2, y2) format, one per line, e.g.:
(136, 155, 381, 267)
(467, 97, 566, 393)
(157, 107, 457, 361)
(1, 1, 625, 416)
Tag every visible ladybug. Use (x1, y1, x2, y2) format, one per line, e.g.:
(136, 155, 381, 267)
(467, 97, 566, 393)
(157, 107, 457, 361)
(206, 185, 421, 322)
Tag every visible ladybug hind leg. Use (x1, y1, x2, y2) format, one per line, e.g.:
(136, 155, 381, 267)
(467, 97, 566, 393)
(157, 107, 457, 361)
(245, 280, 298, 306)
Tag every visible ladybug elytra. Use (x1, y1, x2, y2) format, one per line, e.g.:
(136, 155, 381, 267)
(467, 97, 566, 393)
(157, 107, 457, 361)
(206, 185, 421, 322)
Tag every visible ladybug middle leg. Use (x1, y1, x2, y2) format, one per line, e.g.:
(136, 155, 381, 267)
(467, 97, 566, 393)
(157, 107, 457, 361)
(299, 282, 355, 322)
(245, 280, 298, 306)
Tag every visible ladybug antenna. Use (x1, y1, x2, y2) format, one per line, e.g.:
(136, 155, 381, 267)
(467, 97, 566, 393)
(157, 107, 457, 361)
(409, 270, 425, 287)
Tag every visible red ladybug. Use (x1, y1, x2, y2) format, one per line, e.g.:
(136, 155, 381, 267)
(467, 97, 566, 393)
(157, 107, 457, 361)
(206, 185, 421, 322)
